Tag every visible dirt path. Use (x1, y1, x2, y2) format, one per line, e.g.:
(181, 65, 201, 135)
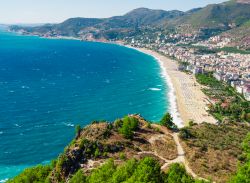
(149, 124, 208, 181)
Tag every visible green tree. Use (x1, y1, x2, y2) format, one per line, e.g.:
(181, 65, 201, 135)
(119, 121, 134, 139)
(164, 163, 195, 183)
(127, 157, 162, 183)
(69, 169, 86, 183)
(118, 116, 139, 139)
(87, 159, 116, 183)
(160, 113, 177, 130)
(7, 165, 52, 183)
(94, 148, 100, 158)
(230, 133, 250, 183)
(112, 159, 137, 182)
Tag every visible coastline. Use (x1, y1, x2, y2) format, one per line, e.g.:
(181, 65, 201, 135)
(123, 45, 184, 127)
(134, 48, 217, 126)
(9, 32, 216, 126)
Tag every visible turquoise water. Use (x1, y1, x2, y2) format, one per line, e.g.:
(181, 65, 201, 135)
(0, 31, 169, 181)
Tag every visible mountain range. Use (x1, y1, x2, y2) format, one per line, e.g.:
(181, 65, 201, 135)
(10, 0, 250, 48)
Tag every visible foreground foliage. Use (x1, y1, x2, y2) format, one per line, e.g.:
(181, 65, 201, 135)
(7, 165, 52, 183)
(230, 133, 250, 183)
(69, 157, 205, 183)
(8, 157, 206, 183)
(8, 114, 250, 183)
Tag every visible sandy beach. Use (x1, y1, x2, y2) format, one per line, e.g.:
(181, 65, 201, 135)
(33, 36, 217, 127)
(135, 48, 217, 126)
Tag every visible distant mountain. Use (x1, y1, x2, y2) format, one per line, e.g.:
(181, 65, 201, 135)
(9, 0, 250, 46)
(10, 8, 184, 38)
(122, 8, 184, 26)
(171, 1, 250, 28)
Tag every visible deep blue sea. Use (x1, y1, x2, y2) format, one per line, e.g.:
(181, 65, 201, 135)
(0, 31, 169, 181)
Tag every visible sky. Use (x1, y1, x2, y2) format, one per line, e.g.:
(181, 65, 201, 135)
(0, 0, 227, 24)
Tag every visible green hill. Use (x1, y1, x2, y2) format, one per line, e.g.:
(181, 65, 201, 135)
(9, 0, 250, 46)
(10, 8, 184, 38)
(184, 1, 250, 27)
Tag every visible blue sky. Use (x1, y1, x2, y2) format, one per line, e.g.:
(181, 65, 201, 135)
(0, 0, 227, 24)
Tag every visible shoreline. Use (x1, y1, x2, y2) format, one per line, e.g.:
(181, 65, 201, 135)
(9, 32, 216, 126)
(130, 47, 216, 126)
(123, 45, 184, 128)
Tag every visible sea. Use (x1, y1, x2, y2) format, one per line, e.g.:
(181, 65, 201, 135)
(0, 30, 169, 181)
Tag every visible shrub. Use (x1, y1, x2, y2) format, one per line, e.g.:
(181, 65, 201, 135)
(56, 154, 68, 172)
(179, 127, 194, 140)
(111, 159, 137, 182)
(94, 149, 100, 158)
(118, 116, 139, 139)
(230, 133, 250, 183)
(69, 169, 86, 183)
(7, 165, 52, 183)
(127, 157, 162, 183)
(160, 113, 177, 130)
(164, 163, 195, 183)
(119, 152, 126, 160)
(87, 159, 116, 183)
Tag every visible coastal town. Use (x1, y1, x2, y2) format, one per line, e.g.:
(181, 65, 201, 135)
(122, 33, 250, 102)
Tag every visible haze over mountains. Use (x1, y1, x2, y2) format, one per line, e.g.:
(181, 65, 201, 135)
(10, 0, 250, 49)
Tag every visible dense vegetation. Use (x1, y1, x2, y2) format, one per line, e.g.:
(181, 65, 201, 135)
(196, 73, 250, 123)
(230, 133, 250, 183)
(115, 116, 139, 139)
(7, 112, 250, 183)
(7, 165, 53, 183)
(67, 157, 206, 183)
(216, 47, 250, 54)
(8, 157, 207, 183)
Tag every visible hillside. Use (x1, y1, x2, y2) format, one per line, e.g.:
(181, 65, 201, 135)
(174, 1, 250, 28)
(7, 115, 181, 183)
(10, 8, 184, 38)
(7, 114, 250, 183)
(180, 122, 250, 183)
(223, 20, 250, 49)
(9, 0, 250, 44)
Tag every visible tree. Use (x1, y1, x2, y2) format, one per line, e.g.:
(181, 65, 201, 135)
(87, 159, 116, 183)
(160, 113, 177, 130)
(7, 165, 52, 183)
(119, 121, 133, 139)
(69, 169, 86, 183)
(127, 157, 162, 183)
(118, 116, 139, 139)
(112, 159, 137, 182)
(230, 133, 250, 183)
(164, 163, 195, 183)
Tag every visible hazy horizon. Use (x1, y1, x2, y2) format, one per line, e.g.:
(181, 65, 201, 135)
(0, 0, 227, 24)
